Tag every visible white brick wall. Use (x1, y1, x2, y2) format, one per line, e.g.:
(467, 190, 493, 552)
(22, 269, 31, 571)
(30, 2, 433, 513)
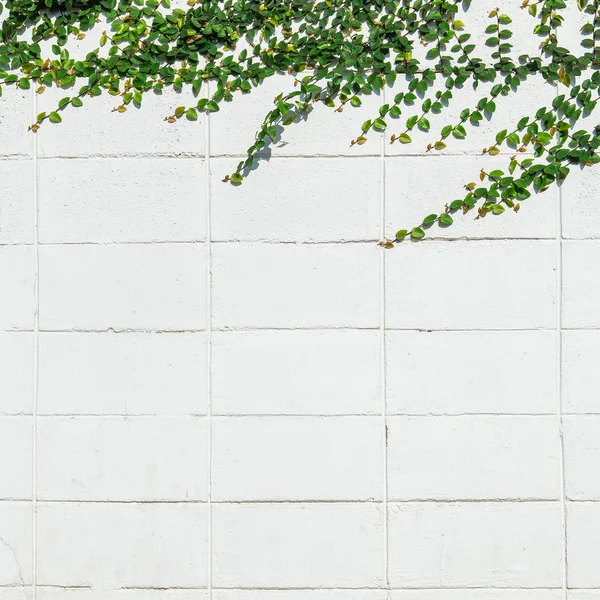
(2, 4, 600, 594)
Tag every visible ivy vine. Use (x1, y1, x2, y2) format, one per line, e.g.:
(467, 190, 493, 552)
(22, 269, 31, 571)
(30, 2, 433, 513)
(1, 0, 599, 241)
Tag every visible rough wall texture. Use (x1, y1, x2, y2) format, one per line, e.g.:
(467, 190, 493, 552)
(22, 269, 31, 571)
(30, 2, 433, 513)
(1, 2, 600, 597)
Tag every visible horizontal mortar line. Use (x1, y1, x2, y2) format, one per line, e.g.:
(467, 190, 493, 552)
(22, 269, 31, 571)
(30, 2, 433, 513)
(7, 237, 600, 248)
(206, 587, 566, 591)
(4, 498, 597, 505)
(33, 239, 380, 246)
(7, 587, 583, 592)
(31, 499, 210, 504)
(8, 499, 575, 505)
(37, 155, 207, 161)
(212, 151, 538, 159)
(3, 412, 581, 418)
(8, 326, 600, 334)
(22, 412, 580, 418)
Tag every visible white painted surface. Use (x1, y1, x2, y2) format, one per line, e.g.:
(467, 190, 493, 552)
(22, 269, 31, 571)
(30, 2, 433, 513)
(1, 7, 599, 593)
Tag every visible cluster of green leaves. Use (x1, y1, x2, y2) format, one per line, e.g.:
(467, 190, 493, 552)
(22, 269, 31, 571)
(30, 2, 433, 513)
(1, 0, 599, 240)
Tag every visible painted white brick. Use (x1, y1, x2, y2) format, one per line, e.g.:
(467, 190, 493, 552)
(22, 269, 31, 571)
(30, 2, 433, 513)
(37, 591, 207, 600)
(563, 241, 600, 328)
(385, 156, 557, 240)
(0, 246, 36, 331)
(0, 160, 34, 244)
(37, 503, 208, 588)
(212, 503, 384, 588)
(387, 416, 560, 501)
(212, 243, 379, 329)
(0, 590, 33, 600)
(37, 332, 207, 416)
(567, 502, 600, 588)
(212, 417, 383, 501)
(209, 74, 381, 157)
(569, 593, 600, 600)
(385, 240, 556, 329)
(210, 158, 380, 242)
(37, 416, 207, 501)
(563, 240, 600, 327)
(564, 416, 600, 501)
(37, 87, 204, 157)
(0, 502, 33, 585)
(388, 502, 563, 588)
(212, 330, 380, 415)
(39, 244, 206, 331)
(386, 330, 557, 415)
(0, 91, 33, 158)
(0, 332, 33, 415)
(0, 418, 32, 500)
(214, 593, 386, 600)
(384, 78, 549, 157)
(38, 158, 206, 243)
(390, 592, 562, 600)
(563, 330, 600, 414)
(562, 164, 600, 238)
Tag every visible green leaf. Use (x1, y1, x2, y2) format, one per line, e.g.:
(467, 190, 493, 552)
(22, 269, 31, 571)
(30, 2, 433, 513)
(411, 227, 425, 239)
(49, 112, 62, 123)
(439, 213, 453, 226)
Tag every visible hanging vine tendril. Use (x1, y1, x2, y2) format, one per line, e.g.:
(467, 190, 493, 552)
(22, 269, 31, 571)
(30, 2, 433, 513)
(1, 0, 599, 241)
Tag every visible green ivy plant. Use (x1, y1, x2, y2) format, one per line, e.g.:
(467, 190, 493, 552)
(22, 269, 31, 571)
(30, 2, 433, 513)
(1, 0, 599, 242)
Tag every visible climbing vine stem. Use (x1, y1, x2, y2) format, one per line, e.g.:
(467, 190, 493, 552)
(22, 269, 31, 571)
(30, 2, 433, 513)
(1, 0, 600, 240)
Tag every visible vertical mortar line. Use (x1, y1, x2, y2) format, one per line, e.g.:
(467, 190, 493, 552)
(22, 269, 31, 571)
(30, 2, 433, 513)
(204, 79, 213, 600)
(31, 82, 39, 600)
(553, 51, 567, 600)
(380, 82, 388, 594)
(557, 133, 567, 600)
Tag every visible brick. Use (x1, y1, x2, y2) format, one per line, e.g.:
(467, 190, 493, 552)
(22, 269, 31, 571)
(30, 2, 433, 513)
(212, 330, 380, 415)
(390, 593, 562, 600)
(385, 240, 556, 329)
(562, 163, 600, 239)
(212, 416, 383, 501)
(385, 156, 557, 240)
(37, 416, 207, 501)
(209, 73, 381, 157)
(39, 244, 206, 331)
(563, 330, 600, 414)
(37, 592, 207, 600)
(210, 157, 380, 242)
(0, 246, 36, 331)
(0, 502, 33, 585)
(384, 78, 549, 157)
(564, 416, 600, 501)
(212, 243, 379, 329)
(386, 330, 557, 415)
(0, 332, 33, 415)
(0, 160, 34, 244)
(0, 590, 33, 600)
(37, 503, 208, 588)
(38, 158, 206, 243)
(569, 593, 600, 600)
(37, 87, 204, 157)
(388, 502, 562, 587)
(387, 416, 560, 501)
(213, 593, 386, 600)
(567, 502, 600, 588)
(563, 241, 600, 328)
(0, 90, 33, 158)
(212, 503, 384, 588)
(38, 332, 207, 416)
(0, 418, 32, 500)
